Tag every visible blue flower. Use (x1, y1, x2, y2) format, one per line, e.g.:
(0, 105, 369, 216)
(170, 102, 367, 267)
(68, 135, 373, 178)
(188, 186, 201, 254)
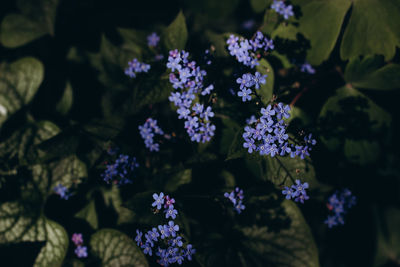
(169, 236, 183, 247)
(147, 32, 160, 47)
(282, 5, 294, 20)
(252, 72, 267, 89)
(224, 188, 245, 214)
(292, 179, 309, 197)
(152, 192, 165, 210)
(125, 58, 151, 78)
(141, 242, 153, 256)
(75, 246, 88, 258)
(324, 215, 338, 228)
(53, 184, 71, 200)
(184, 244, 196, 261)
(325, 189, 356, 228)
(158, 224, 170, 239)
(165, 205, 178, 219)
(167, 221, 179, 237)
(275, 103, 291, 119)
(282, 186, 294, 200)
(135, 229, 143, 246)
(238, 88, 252, 102)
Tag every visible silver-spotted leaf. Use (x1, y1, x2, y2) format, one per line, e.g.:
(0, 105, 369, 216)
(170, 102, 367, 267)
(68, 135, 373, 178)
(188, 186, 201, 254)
(90, 229, 148, 267)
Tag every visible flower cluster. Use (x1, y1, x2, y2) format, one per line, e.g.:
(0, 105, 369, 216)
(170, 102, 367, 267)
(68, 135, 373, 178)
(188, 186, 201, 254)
(125, 58, 151, 78)
(136, 192, 195, 266)
(166, 49, 216, 143)
(282, 179, 310, 203)
(236, 72, 267, 102)
(300, 62, 316, 74)
(101, 154, 139, 185)
(242, 103, 316, 158)
(53, 183, 71, 200)
(324, 189, 356, 228)
(147, 32, 160, 47)
(226, 31, 274, 68)
(71, 233, 88, 258)
(224, 187, 246, 214)
(271, 0, 294, 20)
(139, 118, 165, 152)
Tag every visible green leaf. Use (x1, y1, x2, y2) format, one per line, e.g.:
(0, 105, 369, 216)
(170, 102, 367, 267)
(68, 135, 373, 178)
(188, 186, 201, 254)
(373, 206, 400, 267)
(241, 200, 319, 267)
(220, 117, 243, 159)
(294, 0, 351, 65)
(250, 0, 272, 13)
(0, 57, 44, 127)
(284, 106, 312, 127)
(33, 219, 69, 267)
(90, 229, 148, 267)
(117, 28, 146, 56)
(56, 82, 73, 115)
(0, 15, 47, 48)
(75, 200, 98, 229)
(270, 51, 294, 69)
(204, 31, 230, 58)
(257, 59, 274, 104)
(163, 11, 188, 51)
(0, 0, 59, 48)
(341, 0, 400, 61)
(264, 156, 317, 188)
(344, 56, 400, 90)
(260, 9, 280, 34)
(165, 169, 192, 192)
(318, 86, 391, 163)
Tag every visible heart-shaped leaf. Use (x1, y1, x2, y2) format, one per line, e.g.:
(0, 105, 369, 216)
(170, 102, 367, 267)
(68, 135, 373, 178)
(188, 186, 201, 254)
(162, 11, 188, 51)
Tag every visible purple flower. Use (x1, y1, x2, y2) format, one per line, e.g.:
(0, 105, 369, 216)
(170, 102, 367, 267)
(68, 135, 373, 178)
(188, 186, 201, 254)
(158, 224, 170, 239)
(165, 205, 178, 219)
(167, 221, 179, 237)
(282, 186, 294, 200)
(54, 184, 71, 200)
(252, 72, 267, 89)
(71, 233, 83, 246)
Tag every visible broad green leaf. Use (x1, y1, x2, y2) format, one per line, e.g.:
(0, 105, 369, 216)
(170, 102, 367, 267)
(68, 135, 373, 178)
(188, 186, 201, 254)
(34, 219, 69, 267)
(264, 156, 317, 188)
(226, 130, 246, 161)
(75, 200, 98, 229)
(250, 0, 272, 13)
(165, 169, 192, 192)
(163, 11, 188, 51)
(220, 117, 243, 159)
(270, 51, 294, 69)
(344, 56, 400, 90)
(0, 202, 45, 243)
(373, 206, 400, 267)
(260, 9, 280, 34)
(0, 0, 58, 48)
(257, 59, 274, 104)
(284, 106, 312, 127)
(241, 200, 319, 267)
(0, 121, 60, 164)
(341, 0, 400, 61)
(117, 28, 146, 56)
(294, 0, 351, 64)
(56, 82, 73, 115)
(0, 57, 44, 127)
(318, 86, 391, 162)
(90, 229, 148, 267)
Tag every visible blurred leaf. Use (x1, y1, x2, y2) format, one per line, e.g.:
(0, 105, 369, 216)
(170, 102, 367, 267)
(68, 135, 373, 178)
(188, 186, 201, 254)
(341, 0, 400, 61)
(240, 200, 319, 267)
(272, 24, 299, 41)
(204, 31, 229, 57)
(226, 130, 246, 161)
(250, 0, 272, 13)
(318, 86, 391, 162)
(284, 106, 312, 127)
(264, 156, 317, 188)
(117, 28, 146, 56)
(257, 59, 274, 104)
(56, 82, 73, 115)
(270, 51, 294, 69)
(33, 219, 69, 267)
(100, 185, 135, 225)
(294, 0, 351, 65)
(163, 11, 188, 51)
(345, 56, 400, 90)
(165, 169, 192, 192)
(220, 116, 243, 159)
(90, 229, 148, 267)
(373, 206, 400, 267)
(0, 57, 44, 127)
(260, 9, 280, 34)
(75, 200, 98, 229)
(344, 139, 380, 165)
(0, 0, 58, 48)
